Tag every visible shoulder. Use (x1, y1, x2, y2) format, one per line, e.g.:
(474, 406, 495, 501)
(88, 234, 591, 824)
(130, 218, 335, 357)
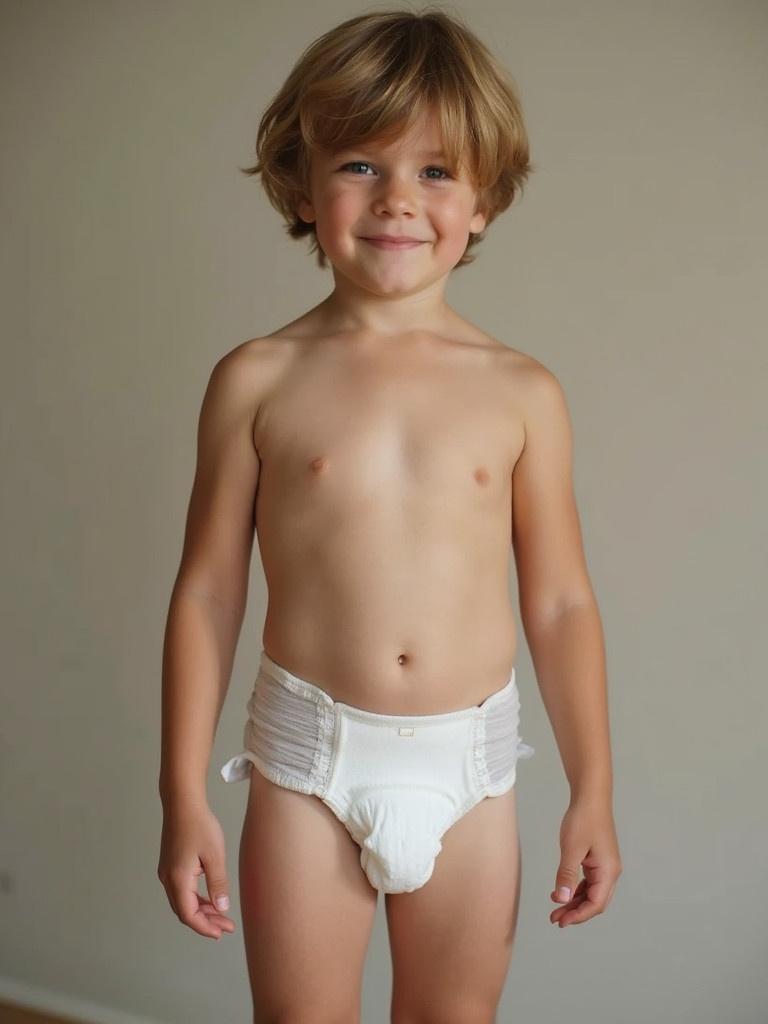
(472, 327, 550, 379)
(491, 346, 573, 455)
(196, 336, 297, 441)
(468, 325, 569, 411)
(207, 334, 297, 401)
(492, 342, 567, 404)
(213, 334, 296, 378)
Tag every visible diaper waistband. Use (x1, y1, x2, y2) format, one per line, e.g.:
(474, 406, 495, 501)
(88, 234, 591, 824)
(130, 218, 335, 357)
(257, 649, 520, 729)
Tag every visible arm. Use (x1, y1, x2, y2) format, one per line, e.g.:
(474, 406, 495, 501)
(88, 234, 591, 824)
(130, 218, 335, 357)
(511, 361, 621, 929)
(159, 344, 264, 808)
(511, 363, 613, 803)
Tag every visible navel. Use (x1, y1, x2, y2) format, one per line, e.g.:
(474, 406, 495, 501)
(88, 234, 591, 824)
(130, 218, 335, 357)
(397, 652, 409, 666)
(309, 455, 329, 474)
(473, 465, 491, 486)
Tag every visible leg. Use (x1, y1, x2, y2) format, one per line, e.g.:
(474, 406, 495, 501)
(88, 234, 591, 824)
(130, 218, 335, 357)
(239, 764, 378, 1023)
(386, 787, 522, 1024)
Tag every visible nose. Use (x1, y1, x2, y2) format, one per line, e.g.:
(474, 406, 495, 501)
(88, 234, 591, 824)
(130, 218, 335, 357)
(372, 174, 418, 218)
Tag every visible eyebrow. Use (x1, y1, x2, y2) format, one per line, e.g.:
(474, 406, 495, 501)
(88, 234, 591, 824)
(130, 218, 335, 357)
(335, 147, 447, 158)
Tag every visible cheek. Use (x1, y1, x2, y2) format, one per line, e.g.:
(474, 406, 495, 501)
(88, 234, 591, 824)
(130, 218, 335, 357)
(434, 196, 475, 228)
(430, 200, 476, 248)
(322, 189, 362, 228)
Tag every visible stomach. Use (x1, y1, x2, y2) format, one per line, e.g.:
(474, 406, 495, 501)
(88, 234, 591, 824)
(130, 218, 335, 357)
(258, 523, 518, 714)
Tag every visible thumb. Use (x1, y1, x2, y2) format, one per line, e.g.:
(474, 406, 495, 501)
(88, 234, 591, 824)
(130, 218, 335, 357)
(552, 864, 579, 903)
(202, 855, 230, 911)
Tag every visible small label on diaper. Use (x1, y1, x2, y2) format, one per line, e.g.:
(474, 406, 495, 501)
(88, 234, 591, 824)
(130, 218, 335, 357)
(398, 727, 415, 737)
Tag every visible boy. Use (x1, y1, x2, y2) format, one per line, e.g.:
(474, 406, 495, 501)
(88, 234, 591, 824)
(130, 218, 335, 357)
(158, 9, 621, 1022)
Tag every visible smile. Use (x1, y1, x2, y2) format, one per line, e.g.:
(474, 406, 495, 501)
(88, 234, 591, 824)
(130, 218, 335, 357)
(361, 238, 426, 251)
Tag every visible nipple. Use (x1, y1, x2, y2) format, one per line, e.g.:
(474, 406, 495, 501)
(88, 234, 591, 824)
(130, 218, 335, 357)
(473, 466, 491, 486)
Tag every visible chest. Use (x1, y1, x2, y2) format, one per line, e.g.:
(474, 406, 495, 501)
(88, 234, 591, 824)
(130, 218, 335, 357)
(257, 352, 524, 506)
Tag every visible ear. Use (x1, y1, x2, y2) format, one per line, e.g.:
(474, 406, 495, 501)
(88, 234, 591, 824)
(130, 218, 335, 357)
(469, 206, 487, 234)
(469, 189, 487, 234)
(296, 195, 316, 224)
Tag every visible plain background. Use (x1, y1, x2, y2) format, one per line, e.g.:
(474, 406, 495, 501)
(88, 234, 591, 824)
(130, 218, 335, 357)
(1, 1, 766, 1021)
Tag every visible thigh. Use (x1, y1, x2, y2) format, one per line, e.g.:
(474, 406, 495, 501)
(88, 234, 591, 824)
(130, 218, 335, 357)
(239, 764, 378, 1023)
(386, 787, 522, 1024)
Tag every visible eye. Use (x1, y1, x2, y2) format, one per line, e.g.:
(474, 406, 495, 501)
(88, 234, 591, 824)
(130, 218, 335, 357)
(423, 165, 454, 180)
(424, 166, 452, 180)
(339, 162, 453, 180)
(340, 161, 375, 175)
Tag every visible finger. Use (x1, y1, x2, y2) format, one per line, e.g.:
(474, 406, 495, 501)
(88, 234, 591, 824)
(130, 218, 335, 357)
(550, 877, 586, 903)
(558, 880, 611, 927)
(553, 857, 582, 906)
(172, 872, 224, 939)
(201, 853, 231, 918)
(551, 890, 588, 925)
(198, 898, 236, 932)
(549, 880, 587, 923)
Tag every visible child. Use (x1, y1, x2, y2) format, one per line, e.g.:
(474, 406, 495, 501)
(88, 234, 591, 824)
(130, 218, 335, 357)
(158, 7, 622, 1021)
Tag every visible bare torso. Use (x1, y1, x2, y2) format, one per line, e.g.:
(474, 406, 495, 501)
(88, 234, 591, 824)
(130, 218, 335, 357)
(249, 315, 531, 714)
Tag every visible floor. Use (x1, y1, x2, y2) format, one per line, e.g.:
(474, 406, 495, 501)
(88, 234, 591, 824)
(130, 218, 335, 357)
(0, 1003, 82, 1024)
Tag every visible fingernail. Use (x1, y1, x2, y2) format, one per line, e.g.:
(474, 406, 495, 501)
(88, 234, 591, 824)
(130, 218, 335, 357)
(557, 887, 571, 901)
(216, 895, 230, 911)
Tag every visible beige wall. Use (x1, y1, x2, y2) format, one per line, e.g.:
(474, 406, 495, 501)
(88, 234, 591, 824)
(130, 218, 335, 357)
(1, 1, 766, 1021)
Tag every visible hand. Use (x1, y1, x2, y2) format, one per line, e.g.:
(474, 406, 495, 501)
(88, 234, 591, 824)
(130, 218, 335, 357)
(157, 798, 237, 941)
(550, 797, 622, 928)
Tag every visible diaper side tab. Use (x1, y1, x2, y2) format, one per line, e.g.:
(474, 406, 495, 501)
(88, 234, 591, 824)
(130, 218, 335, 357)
(220, 752, 257, 783)
(475, 682, 535, 795)
(219, 666, 333, 793)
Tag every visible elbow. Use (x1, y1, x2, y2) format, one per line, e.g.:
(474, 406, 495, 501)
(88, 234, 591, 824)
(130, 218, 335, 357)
(520, 589, 597, 633)
(173, 577, 248, 621)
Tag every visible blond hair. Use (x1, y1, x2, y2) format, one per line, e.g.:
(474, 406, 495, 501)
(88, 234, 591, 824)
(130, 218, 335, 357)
(241, 5, 534, 269)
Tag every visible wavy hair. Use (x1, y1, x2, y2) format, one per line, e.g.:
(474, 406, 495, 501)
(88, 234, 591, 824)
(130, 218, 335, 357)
(240, 5, 534, 269)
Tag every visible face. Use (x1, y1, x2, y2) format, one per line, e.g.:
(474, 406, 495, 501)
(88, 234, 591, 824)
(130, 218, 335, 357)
(296, 108, 487, 296)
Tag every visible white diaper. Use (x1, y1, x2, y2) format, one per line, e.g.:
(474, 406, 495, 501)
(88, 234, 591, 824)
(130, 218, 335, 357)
(221, 650, 535, 894)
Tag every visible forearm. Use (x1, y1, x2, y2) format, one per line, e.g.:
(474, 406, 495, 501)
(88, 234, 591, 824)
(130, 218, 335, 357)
(523, 600, 613, 803)
(159, 584, 245, 807)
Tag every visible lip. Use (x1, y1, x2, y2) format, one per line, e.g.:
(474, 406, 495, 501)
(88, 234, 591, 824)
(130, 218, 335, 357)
(361, 237, 426, 250)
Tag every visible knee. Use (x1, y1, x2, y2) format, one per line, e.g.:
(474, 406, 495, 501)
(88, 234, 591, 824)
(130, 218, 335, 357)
(257, 1011, 359, 1024)
(392, 1000, 496, 1024)
(259, 1016, 358, 1024)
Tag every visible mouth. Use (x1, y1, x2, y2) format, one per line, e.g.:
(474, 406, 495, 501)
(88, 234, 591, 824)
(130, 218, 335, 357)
(360, 238, 426, 250)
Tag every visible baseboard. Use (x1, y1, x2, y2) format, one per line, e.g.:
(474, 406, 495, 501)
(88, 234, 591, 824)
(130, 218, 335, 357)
(0, 977, 166, 1024)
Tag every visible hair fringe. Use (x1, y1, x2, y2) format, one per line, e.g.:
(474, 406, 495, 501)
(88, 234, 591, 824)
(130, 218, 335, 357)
(239, 4, 535, 269)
